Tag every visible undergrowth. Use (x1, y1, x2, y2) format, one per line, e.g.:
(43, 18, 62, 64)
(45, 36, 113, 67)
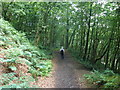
(0, 73, 37, 88)
(68, 49, 120, 89)
(0, 18, 53, 88)
(68, 49, 99, 70)
(84, 69, 120, 89)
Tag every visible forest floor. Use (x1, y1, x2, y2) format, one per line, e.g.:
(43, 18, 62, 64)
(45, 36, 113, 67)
(32, 51, 93, 88)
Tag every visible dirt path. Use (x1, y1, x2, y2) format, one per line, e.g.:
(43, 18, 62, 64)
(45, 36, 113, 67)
(33, 51, 91, 88)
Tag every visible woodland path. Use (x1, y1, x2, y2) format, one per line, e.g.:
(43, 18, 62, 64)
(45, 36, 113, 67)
(33, 51, 91, 88)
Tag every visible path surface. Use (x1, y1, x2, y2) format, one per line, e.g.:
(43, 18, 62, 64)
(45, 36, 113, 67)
(33, 51, 91, 88)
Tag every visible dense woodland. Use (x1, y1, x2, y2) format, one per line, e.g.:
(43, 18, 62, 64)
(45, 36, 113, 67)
(2, 2, 120, 72)
(0, 1, 120, 88)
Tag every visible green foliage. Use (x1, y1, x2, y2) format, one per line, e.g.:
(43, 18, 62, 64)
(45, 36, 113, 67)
(79, 60, 94, 70)
(5, 48, 24, 58)
(18, 75, 35, 82)
(0, 41, 5, 46)
(103, 69, 115, 76)
(0, 73, 36, 88)
(8, 66, 17, 71)
(0, 18, 53, 88)
(36, 60, 52, 76)
(24, 51, 32, 57)
(69, 51, 96, 70)
(1, 58, 15, 63)
(1, 84, 21, 88)
(84, 70, 120, 89)
(0, 73, 16, 85)
(69, 49, 105, 71)
(29, 60, 52, 77)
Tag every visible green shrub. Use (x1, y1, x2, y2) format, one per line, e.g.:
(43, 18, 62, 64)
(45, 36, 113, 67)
(84, 70, 120, 89)
(0, 41, 5, 46)
(8, 66, 17, 71)
(0, 73, 36, 88)
(0, 73, 17, 85)
(5, 48, 24, 58)
(0, 18, 53, 88)
(29, 60, 52, 77)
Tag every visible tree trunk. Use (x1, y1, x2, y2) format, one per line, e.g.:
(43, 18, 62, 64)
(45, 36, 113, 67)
(66, 7, 69, 49)
(83, 3, 92, 60)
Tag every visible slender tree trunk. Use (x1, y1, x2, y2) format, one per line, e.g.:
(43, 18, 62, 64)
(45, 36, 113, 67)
(83, 3, 92, 60)
(105, 45, 110, 69)
(111, 39, 120, 70)
(68, 29, 76, 47)
(66, 7, 69, 49)
(87, 21, 95, 59)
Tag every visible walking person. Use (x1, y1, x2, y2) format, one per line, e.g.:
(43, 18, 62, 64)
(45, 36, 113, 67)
(60, 46, 65, 59)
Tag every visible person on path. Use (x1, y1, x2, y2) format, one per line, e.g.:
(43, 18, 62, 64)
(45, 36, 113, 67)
(60, 46, 65, 59)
